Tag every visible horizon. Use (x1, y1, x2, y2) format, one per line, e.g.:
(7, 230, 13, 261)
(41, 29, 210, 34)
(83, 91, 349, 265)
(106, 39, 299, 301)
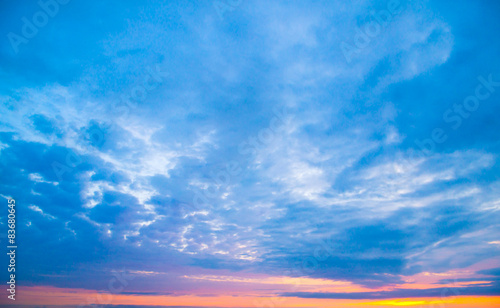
(1, 0, 500, 307)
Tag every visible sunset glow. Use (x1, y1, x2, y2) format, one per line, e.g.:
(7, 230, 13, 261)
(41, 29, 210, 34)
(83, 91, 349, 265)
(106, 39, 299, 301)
(1, 0, 500, 307)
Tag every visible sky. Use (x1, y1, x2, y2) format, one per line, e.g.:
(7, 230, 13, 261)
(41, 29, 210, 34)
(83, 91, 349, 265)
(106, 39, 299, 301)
(0, 0, 500, 307)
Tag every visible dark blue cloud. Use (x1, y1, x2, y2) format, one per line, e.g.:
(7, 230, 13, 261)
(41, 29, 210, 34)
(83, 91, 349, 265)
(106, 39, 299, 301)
(282, 284, 500, 299)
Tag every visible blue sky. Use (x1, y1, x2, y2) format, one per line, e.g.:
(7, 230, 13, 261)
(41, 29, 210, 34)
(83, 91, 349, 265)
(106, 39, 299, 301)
(1, 0, 500, 306)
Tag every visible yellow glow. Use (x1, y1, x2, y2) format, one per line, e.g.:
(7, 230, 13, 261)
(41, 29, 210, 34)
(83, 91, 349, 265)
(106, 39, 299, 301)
(12, 286, 500, 308)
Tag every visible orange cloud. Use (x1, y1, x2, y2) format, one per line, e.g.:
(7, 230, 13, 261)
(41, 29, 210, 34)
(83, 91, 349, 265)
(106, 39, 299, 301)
(4, 286, 499, 308)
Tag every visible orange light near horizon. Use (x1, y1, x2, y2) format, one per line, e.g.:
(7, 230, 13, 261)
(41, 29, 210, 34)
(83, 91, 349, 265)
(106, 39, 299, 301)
(363, 297, 500, 307)
(4, 286, 500, 308)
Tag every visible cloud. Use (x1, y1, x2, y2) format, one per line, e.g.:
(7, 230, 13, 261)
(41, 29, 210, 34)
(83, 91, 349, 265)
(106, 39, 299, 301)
(282, 283, 500, 299)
